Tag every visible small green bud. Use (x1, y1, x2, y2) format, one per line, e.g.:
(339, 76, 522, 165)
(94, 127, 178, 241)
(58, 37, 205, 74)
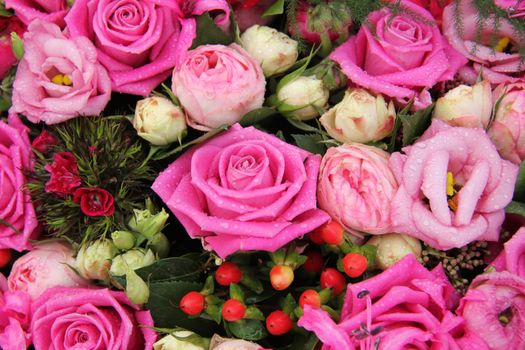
(128, 208, 169, 239)
(110, 249, 156, 277)
(111, 230, 136, 250)
(125, 269, 149, 305)
(149, 232, 170, 258)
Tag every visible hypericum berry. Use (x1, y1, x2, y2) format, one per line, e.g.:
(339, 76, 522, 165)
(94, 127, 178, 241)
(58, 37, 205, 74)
(215, 262, 243, 286)
(0, 249, 11, 268)
(270, 265, 294, 290)
(309, 229, 325, 245)
(320, 268, 346, 296)
(317, 220, 344, 245)
(342, 253, 368, 278)
(179, 291, 205, 316)
(222, 299, 246, 322)
(266, 310, 293, 335)
(303, 250, 324, 273)
(299, 289, 321, 308)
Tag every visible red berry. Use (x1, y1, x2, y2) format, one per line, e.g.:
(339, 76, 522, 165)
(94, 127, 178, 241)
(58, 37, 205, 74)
(309, 229, 325, 245)
(222, 299, 246, 322)
(180, 291, 205, 316)
(215, 262, 243, 286)
(266, 310, 293, 335)
(342, 253, 368, 278)
(320, 268, 346, 296)
(0, 249, 11, 268)
(299, 290, 321, 309)
(270, 265, 294, 290)
(303, 250, 324, 273)
(317, 221, 344, 245)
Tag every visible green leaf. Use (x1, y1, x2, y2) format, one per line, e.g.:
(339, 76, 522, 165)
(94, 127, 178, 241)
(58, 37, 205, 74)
(400, 103, 435, 146)
(191, 13, 233, 49)
(276, 47, 315, 93)
(135, 257, 201, 282)
(244, 306, 265, 321)
(244, 288, 276, 304)
(229, 283, 245, 302)
(513, 161, 525, 202)
(506, 201, 525, 218)
(0, 2, 12, 16)
(227, 319, 267, 341)
(263, 0, 285, 16)
(239, 107, 277, 126)
(288, 332, 319, 350)
(10, 32, 24, 60)
(282, 293, 297, 315)
(292, 134, 327, 155)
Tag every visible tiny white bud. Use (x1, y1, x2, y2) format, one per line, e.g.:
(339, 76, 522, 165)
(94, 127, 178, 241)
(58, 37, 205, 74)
(277, 76, 329, 120)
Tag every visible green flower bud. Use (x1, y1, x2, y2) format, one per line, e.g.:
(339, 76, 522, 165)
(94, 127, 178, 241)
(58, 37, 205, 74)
(110, 249, 156, 277)
(149, 232, 170, 258)
(153, 331, 209, 350)
(128, 208, 169, 239)
(111, 230, 136, 251)
(125, 269, 149, 305)
(76, 239, 117, 282)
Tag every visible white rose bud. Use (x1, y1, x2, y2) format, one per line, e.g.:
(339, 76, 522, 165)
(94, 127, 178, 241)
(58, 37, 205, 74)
(320, 89, 396, 143)
(241, 25, 299, 77)
(209, 335, 262, 350)
(76, 239, 117, 282)
(133, 96, 187, 146)
(367, 233, 422, 270)
(277, 76, 329, 120)
(154, 331, 209, 350)
(433, 81, 492, 128)
(110, 249, 156, 277)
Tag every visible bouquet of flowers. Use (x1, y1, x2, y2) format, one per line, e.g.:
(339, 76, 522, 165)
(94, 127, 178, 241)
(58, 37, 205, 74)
(0, 0, 524, 349)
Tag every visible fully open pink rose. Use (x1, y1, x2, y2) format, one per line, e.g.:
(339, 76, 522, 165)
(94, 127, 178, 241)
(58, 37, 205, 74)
(389, 119, 518, 250)
(330, 0, 466, 109)
(153, 124, 330, 258)
(10, 19, 111, 125)
(4, 0, 68, 27)
(172, 44, 265, 131)
(0, 274, 31, 350)
(65, 0, 230, 95)
(491, 227, 525, 279)
(317, 144, 398, 236)
(0, 114, 37, 251)
(31, 287, 157, 350)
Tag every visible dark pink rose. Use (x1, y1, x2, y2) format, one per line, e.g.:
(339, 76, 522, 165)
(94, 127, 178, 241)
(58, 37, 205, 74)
(0, 273, 31, 350)
(330, 0, 466, 109)
(0, 16, 25, 80)
(45, 152, 82, 196)
(31, 287, 157, 350)
(152, 124, 330, 258)
(65, 0, 230, 95)
(4, 0, 68, 27)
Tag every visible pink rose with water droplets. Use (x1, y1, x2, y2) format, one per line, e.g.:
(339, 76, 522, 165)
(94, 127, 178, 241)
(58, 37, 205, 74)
(4, 0, 68, 27)
(0, 273, 31, 350)
(491, 227, 525, 279)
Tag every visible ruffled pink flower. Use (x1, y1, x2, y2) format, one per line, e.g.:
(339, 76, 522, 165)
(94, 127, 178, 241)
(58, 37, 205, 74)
(0, 273, 32, 350)
(44, 152, 82, 196)
(389, 119, 518, 250)
(152, 124, 330, 258)
(65, 0, 230, 95)
(31, 130, 57, 153)
(4, 0, 68, 27)
(330, 0, 466, 110)
(491, 227, 525, 278)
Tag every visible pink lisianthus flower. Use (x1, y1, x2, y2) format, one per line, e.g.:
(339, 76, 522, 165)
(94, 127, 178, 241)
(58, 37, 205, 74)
(389, 119, 518, 250)
(4, 0, 68, 27)
(490, 227, 525, 278)
(152, 124, 330, 258)
(0, 274, 32, 350)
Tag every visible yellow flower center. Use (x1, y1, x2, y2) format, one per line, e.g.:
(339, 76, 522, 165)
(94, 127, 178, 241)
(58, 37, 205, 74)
(51, 74, 72, 86)
(447, 172, 459, 212)
(494, 37, 510, 53)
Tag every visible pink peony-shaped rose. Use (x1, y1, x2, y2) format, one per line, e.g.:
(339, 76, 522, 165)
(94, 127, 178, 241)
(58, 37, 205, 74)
(443, 0, 525, 85)
(152, 124, 330, 258)
(491, 227, 525, 279)
(4, 0, 68, 27)
(317, 143, 398, 236)
(31, 287, 157, 350)
(65, 0, 230, 95)
(0, 274, 31, 350)
(389, 119, 518, 250)
(330, 0, 466, 109)
(10, 19, 111, 125)
(0, 114, 38, 251)
(8, 241, 90, 300)
(487, 81, 525, 164)
(172, 44, 265, 131)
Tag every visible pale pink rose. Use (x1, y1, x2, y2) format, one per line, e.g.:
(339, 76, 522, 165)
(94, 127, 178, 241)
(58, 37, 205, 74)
(8, 241, 90, 300)
(491, 227, 525, 279)
(488, 81, 525, 164)
(443, 0, 525, 85)
(10, 19, 111, 125)
(495, 0, 525, 18)
(0, 114, 38, 252)
(172, 44, 265, 131)
(152, 124, 330, 258)
(389, 119, 518, 250)
(318, 144, 398, 236)
(0, 274, 32, 350)
(4, 0, 68, 27)
(65, 0, 230, 95)
(330, 0, 466, 110)
(31, 287, 157, 350)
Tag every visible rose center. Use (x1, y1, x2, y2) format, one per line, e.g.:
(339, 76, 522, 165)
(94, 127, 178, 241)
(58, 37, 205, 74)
(498, 306, 513, 326)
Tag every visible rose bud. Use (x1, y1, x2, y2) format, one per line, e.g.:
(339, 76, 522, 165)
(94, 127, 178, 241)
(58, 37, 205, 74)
(241, 25, 298, 77)
(111, 230, 136, 251)
(76, 239, 117, 282)
(277, 75, 329, 120)
(433, 81, 492, 128)
(149, 233, 170, 258)
(366, 233, 422, 270)
(209, 335, 262, 350)
(320, 89, 396, 144)
(154, 331, 208, 350)
(109, 249, 156, 277)
(128, 207, 169, 239)
(133, 96, 187, 146)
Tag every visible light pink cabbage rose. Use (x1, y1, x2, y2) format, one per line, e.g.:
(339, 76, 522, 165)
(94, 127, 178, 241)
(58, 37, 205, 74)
(65, 0, 230, 95)
(0, 274, 32, 350)
(330, 0, 466, 110)
(4, 0, 68, 27)
(152, 124, 330, 258)
(389, 119, 518, 250)
(491, 227, 525, 279)
(10, 19, 111, 125)
(317, 143, 398, 236)
(31, 287, 157, 350)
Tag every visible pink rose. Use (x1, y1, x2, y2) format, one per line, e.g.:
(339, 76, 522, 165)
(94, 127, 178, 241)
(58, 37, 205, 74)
(330, 0, 466, 110)
(495, 0, 525, 18)
(31, 287, 157, 350)
(4, 0, 68, 27)
(488, 81, 525, 164)
(8, 241, 90, 300)
(10, 19, 111, 125)
(0, 274, 32, 350)
(443, 0, 525, 85)
(172, 44, 265, 131)
(491, 227, 525, 279)
(152, 124, 330, 258)
(65, 0, 230, 96)
(317, 144, 398, 236)
(389, 119, 518, 250)
(0, 16, 25, 80)
(0, 114, 38, 252)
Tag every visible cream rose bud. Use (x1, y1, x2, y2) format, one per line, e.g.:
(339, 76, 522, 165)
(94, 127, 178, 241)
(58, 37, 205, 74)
(154, 331, 208, 350)
(133, 96, 187, 146)
(109, 249, 156, 276)
(241, 25, 298, 77)
(320, 89, 395, 143)
(433, 81, 492, 128)
(277, 76, 329, 120)
(76, 239, 117, 281)
(210, 335, 262, 350)
(367, 233, 422, 270)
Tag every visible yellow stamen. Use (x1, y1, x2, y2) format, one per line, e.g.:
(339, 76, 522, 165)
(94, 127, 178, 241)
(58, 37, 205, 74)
(62, 74, 72, 86)
(494, 37, 510, 52)
(446, 172, 455, 197)
(51, 74, 64, 85)
(448, 196, 458, 212)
